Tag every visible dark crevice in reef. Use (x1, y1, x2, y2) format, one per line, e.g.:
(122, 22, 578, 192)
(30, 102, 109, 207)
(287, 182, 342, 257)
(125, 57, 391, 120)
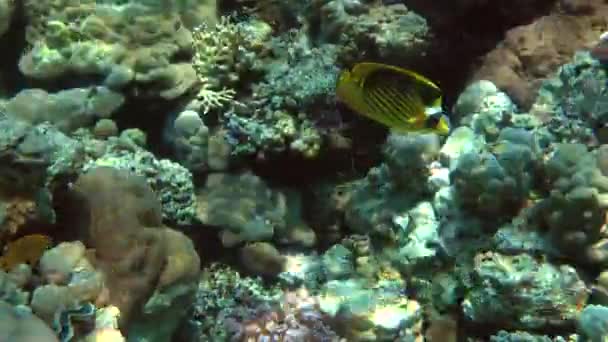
(401, 0, 559, 108)
(251, 117, 387, 188)
(112, 94, 180, 158)
(0, 0, 29, 96)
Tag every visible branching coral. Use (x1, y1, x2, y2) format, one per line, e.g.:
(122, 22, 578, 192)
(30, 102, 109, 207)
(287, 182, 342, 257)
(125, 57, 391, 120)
(191, 16, 272, 114)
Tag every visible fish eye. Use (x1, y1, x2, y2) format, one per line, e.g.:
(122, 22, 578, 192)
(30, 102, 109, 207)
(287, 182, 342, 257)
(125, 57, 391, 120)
(425, 114, 441, 128)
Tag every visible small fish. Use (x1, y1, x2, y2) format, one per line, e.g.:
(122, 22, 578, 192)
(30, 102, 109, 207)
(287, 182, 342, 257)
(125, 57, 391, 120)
(0, 234, 52, 271)
(336, 62, 451, 135)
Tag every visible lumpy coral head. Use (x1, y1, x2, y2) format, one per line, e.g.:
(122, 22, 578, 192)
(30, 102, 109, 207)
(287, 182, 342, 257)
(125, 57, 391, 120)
(70, 167, 200, 330)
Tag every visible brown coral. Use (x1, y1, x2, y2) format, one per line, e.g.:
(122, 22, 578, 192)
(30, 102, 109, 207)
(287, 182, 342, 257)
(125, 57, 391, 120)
(0, 234, 52, 271)
(473, 0, 608, 109)
(69, 167, 200, 329)
(0, 197, 37, 243)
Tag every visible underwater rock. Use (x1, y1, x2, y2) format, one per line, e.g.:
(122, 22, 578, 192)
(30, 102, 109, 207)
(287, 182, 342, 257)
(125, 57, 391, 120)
(82, 137, 197, 225)
(0, 118, 84, 242)
(240, 242, 286, 277)
(322, 244, 355, 281)
(0, 300, 59, 342)
(463, 252, 587, 330)
(5, 87, 124, 134)
(345, 133, 439, 238)
(316, 1, 430, 63)
(474, 1, 608, 109)
(450, 128, 538, 219)
(318, 278, 420, 340)
(488, 330, 576, 342)
(439, 126, 485, 169)
(394, 201, 441, 266)
(532, 51, 608, 145)
(21, 1, 196, 100)
(69, 167, 200, 332)
(0, 269, 29, 306)
(533, 143, 608, 264)
(454, 80, 520, 141)
(182, 263, 282, 340)
(578, 305, 608, 341)
(196, 172, 288, 247)
(278, 253, 322, 288)
(83, 305, 124, 342)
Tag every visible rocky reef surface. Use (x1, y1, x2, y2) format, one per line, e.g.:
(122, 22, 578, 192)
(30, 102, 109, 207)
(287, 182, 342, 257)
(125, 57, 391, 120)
(2, 0, 608, 341)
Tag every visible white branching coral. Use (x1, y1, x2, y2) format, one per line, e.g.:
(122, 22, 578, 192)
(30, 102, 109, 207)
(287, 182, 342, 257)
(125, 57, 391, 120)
(196, 81, 236, 115)
(191, 16, 240, 114)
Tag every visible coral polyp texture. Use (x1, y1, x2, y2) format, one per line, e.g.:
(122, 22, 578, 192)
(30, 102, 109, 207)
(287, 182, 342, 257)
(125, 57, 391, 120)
(5, 0, 608, 340)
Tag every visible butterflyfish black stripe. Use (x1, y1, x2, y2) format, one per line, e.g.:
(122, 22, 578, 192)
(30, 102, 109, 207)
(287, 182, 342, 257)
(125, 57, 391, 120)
(382, 86, 416, 117)
(367, 88, 406, 124)
(380, 86, 419, 121)
(365, 89, 404, 126)
(363, 92, 396, 125)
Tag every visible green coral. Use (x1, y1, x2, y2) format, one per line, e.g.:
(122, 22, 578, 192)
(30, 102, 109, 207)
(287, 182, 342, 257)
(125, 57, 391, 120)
(184, 263, 281, 340)
(81, 134, 197, 225)
(532, 143, 608, 264)
(463, 252, 587, 330)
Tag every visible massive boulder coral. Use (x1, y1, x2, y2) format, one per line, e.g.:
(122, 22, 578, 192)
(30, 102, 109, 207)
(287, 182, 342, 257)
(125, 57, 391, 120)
(68, 167, 200, 334)
(473, 0, 608, 109)
(21, 0, 198, 100)
(532, 143, 608, 264)
(82, 133, 198, 225)
(0, 300, 59, 342)
(196, 171, 287, 247)
(450, 128, 539, 219)
(0, 118, 84, 243)
(5, 87, 124, 133)
(463, 252, 587, 331)
(531, 51, 608, 145)
(345, 133, 440, 237)
(313, 1, 430, 63)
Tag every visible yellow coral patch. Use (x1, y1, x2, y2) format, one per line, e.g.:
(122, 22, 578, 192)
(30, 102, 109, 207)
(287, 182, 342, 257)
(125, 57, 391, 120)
(0, 234, 52, 271)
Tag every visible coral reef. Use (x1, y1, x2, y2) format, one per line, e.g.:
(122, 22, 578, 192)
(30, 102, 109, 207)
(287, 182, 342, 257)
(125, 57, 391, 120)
(196, 171, 288, 247)
(81, 134, 198, 225)
(532, 143, 608, 264)
(69, 167, 200, 333)
(0, 300, 59, 342)
(313, 1, 430, 64)
(345, 133, 440, 237)
(5, 87, 124, 134)
(5, 0, 608, 340)
(473, 0, 608, 109)
(463, 252, 587, 330)
(21, 0, 198, 100)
